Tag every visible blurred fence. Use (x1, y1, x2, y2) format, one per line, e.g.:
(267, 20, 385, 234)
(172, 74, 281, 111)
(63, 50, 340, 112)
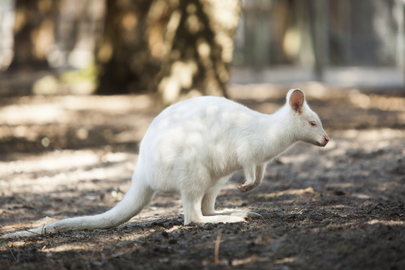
(233, 0, 405, 81)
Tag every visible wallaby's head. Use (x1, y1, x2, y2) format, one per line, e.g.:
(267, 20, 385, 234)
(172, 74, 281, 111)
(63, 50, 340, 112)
(286, 89, 329, 147)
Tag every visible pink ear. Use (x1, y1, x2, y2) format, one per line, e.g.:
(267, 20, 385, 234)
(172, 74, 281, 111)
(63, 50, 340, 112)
(289, 89, 305, 113)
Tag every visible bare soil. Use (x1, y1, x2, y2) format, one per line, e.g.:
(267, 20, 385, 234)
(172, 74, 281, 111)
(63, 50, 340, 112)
(1, 87, 405, 270)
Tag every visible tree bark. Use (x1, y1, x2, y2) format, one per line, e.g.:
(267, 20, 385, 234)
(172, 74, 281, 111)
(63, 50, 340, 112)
(157, 0, 241, 107)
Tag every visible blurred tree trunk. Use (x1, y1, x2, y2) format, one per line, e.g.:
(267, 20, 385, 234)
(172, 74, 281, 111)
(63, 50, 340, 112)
(97, 0, 240, 100)
(9, 0, 59, 70)
(308, 0, 327, 81)
(157, 0, 241, 107)
(96, 0, 168, 94)
(0, 0, 16, 70)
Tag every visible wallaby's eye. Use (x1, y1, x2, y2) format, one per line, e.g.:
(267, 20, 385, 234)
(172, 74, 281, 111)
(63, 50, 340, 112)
(309, 121, 317, 127)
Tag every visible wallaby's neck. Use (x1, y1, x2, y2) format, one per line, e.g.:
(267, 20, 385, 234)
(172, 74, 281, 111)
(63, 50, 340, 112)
(254, 105, 298, 163)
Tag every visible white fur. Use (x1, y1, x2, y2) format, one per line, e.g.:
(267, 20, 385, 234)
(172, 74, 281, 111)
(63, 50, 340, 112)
(2, 89, 329, 238)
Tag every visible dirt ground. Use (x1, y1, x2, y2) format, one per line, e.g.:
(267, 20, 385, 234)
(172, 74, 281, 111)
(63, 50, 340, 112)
(0, 85, 404, 270)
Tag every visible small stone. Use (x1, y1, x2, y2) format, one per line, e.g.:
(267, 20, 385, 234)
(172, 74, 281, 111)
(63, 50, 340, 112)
(163, 222, 174, 229)
(203, 224, 214, 230)
(168, 239, 177, 244)
(174, 220, 183, 226)
(161, 231, 169, 238)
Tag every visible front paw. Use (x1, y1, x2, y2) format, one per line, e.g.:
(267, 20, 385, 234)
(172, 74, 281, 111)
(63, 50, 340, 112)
(237, 180, 255, 192)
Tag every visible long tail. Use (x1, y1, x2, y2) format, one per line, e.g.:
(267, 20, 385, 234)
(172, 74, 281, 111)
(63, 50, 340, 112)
(2, 171, 155, 238)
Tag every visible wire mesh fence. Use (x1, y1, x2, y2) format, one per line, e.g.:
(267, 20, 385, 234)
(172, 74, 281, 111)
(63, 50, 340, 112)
(234, 0, 404, 68)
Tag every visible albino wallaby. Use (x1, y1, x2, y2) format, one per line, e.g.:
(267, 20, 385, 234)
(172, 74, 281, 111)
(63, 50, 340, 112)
(2, 89, 329, 238)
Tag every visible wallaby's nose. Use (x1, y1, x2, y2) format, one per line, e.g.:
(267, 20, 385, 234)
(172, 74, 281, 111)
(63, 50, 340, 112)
(324, 135, 330, 145)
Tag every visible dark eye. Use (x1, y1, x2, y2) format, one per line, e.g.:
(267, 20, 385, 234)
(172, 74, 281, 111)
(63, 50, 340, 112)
(309, 121, 317, 127)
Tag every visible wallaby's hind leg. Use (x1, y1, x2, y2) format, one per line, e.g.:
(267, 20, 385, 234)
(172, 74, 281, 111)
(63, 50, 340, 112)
(201, 177, 262, 219)
(182, 193, 245, 224)
(181, 177, 246, 224)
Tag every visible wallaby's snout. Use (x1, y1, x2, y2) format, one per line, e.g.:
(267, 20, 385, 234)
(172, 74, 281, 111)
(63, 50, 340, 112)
(320, 134, 330, 147)
(312, 133, 329, 147)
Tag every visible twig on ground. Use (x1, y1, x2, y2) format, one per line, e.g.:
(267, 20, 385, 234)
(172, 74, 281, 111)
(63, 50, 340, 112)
(7, 245, 17, 262)
(214, 229, 222, 264)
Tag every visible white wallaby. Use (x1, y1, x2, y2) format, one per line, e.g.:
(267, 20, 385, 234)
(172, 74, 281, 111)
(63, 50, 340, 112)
(2, 89, 329, 238)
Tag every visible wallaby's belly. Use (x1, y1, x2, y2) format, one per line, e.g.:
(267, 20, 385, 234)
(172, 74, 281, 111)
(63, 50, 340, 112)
(139, 97, 250, 192)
